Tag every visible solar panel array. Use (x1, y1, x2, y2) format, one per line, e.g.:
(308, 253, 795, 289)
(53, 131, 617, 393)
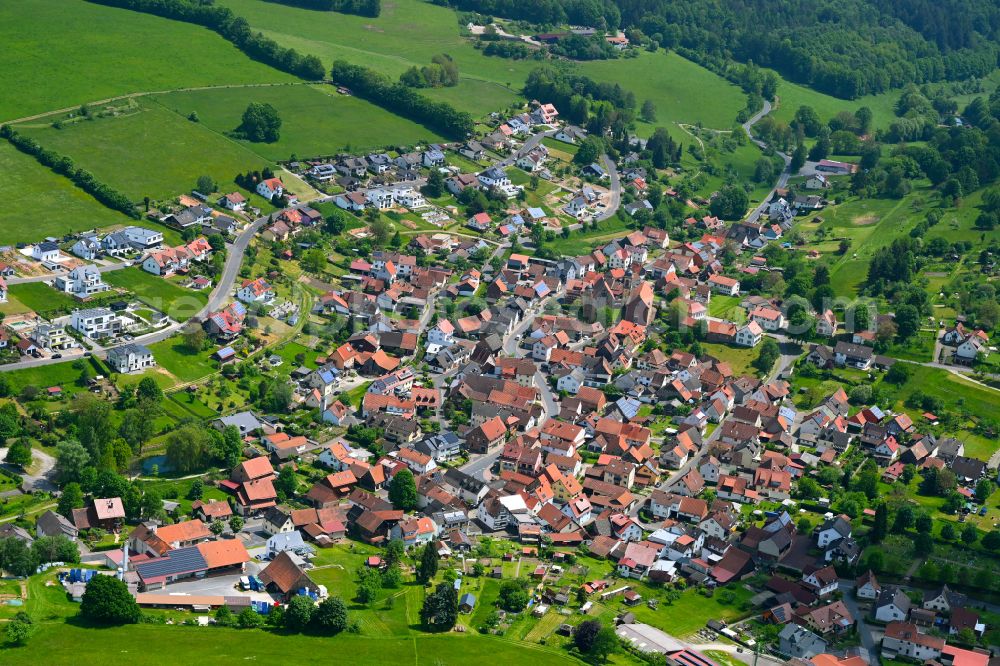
(135, 545, 207, 579)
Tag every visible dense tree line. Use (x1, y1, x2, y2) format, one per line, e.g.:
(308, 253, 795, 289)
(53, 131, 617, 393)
(399, 55, 460, 88)
(548, 33, 618, 60)
(330, 60, 475, 138)
(522, 67, 634, 137)
(437, 0, 620, 30)
(614, 0, 1000, 99)
(263, 0, 379, 17)
(85, 0, 325, 80)
(0, 125, 139, 219)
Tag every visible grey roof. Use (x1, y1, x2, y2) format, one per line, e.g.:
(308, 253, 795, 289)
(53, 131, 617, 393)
(37, 509, 78, 537)
(216, 411, 262, 433)
(108, 343, 152, 359)
(134, 545, 207, 581)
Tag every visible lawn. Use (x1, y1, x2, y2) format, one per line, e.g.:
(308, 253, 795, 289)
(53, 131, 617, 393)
(147, 339, 219, 383)
(16, 100, 270, 202)
(7, 620, 586, 665)
(2, 357, 107, 396)
(579, 51, 747, 135)
(154, 84, 448, 161)
(0, 143, 133, 245)
(707, 295, 745, 323)
(104, 267, 207, 321)
(0, 0, 294, 123)
(701, 342, 758, 376)
(7, 283, 81, 316)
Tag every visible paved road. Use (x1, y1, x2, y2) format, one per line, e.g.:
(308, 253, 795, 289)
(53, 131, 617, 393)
(0, 446, 57, 491)
(741, 99, 792, 223)
(1, 215, 269, 371)
(459, 449, 502, 481)
(594, 153, 622, 222)
(838, 581, 879, 660)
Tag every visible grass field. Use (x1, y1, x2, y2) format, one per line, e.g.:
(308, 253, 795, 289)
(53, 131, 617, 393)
(220, 0, 535, 118)
(154, 84, 448, 161)
(0, 0, 294, 123)
(580, 52, 747, 134)
(7, 283, 80, 316)
(147, 339, 219, 383)
(7, 618, 585, 665)
(218, 0, 750, 132)
(16, 100, 270, 202)
(0, 143, 133, 245)
(701, 342, 758, 376)
(3, 357, 108, 397)
(104, 267, 207, 321)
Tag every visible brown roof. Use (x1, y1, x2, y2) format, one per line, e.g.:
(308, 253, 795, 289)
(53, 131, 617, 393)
(259, 551, 313, 594)
(94, 497, 125, 520)
(193, 500, 233, 519)
(237, 457, 275, 481)
(197, 539, 249, 569)
(154, 519, 212, 544)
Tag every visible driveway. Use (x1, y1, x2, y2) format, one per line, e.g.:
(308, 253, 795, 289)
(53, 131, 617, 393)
(0, 446, 57, 491)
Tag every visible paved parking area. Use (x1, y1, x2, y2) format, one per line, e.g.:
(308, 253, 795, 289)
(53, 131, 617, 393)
(153, 567, 275, 604)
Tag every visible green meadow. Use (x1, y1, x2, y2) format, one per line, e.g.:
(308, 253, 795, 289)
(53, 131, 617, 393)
(0, 143, 132, 245)
(0, 0, 293, 122)
(154, 84, 448, 160)
(16, 101, 269, 201)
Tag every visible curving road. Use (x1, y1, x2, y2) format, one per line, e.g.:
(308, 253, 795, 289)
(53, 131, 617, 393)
(741, 99, 793, 223)
(0, 215, 269, 371)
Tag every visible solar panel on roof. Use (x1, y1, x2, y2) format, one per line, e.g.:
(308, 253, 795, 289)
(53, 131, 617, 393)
(134, 545, 207, 580)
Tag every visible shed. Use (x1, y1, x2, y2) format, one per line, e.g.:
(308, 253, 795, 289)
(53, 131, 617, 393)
(459, 592, 476, 613)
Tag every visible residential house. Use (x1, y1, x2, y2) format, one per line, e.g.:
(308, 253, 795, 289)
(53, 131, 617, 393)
(107, 343, 156, 374)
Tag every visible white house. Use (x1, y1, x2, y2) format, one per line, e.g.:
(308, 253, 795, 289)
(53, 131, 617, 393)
(237, 278, 275, 304)
(365, 188, 395, 210)
(123, 226, 163, 249)
(427, 320, 455, 347)
(707, 274, 740, 296)
(881, 622, 943, 662)
(71, 236, 102, 261)
(394, 189, 427, 210)
(107, 343, 156, 374)
(735, 321, 763, 347)
(54, 264, 109, 298)
(256, 178, 284, 200)
(874, 587, 911, 623)
(477, 167, 510, 189)
(955, 335, 987, 365)
(556, 368, 585, 395)
(32, 241, 60, 263)
(218, 192, 247, 211)
(805, 174, 830, 190)
(70, 307, 120, 339)
(750, 307, 785, 331)
(334, 191, 367, 212)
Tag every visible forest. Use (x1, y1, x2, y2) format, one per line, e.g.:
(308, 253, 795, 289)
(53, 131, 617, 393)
(446, 0, 1000, 99)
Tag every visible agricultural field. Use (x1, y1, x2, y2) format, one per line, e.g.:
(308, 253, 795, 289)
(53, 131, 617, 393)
(104, 268, 208, 321)
(0, 0, 294, 122)
(15, 100, 270, 202)
(154, 84, 449, 161)
(0, 143, 132, 245)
